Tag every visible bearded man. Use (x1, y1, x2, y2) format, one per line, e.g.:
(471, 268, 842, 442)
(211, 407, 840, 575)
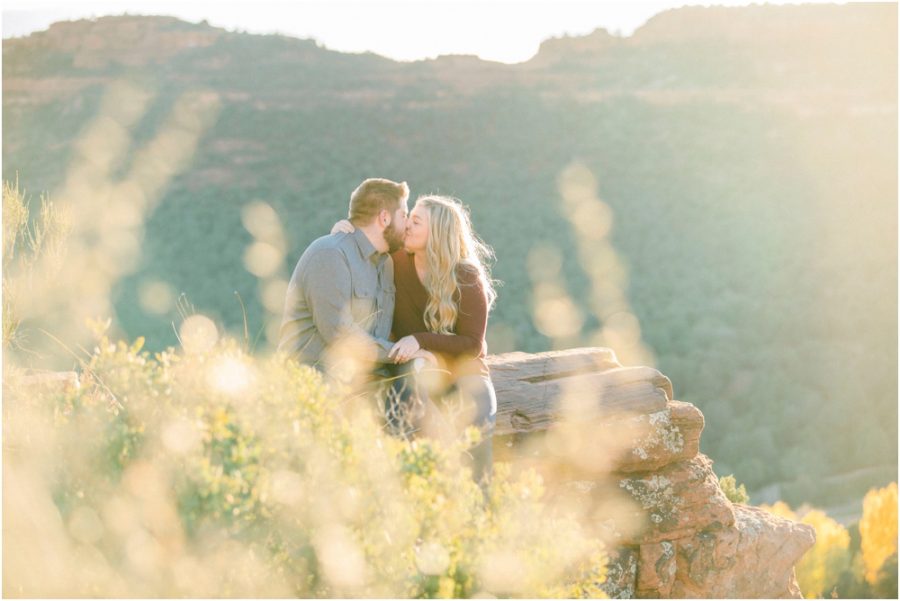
(278, 178, 419, 369)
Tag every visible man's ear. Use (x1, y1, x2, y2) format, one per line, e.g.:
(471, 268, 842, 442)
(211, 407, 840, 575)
(379, 209, 391, 227)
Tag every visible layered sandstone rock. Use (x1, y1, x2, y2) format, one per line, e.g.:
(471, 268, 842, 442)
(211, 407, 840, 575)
(489, 347, 816, 599)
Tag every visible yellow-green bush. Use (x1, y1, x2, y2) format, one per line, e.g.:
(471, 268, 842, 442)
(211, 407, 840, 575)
(3, 325, 607, 597)
(860, 482, 898, 585)
(718, 474, 749, 504)
(760, 501, 851, 598)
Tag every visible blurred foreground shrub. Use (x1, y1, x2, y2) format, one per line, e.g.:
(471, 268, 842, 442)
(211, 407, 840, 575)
(2, 178, 70, 349)
(3, 326, 607, 598)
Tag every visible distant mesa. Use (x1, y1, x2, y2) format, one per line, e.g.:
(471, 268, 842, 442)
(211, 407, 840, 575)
(15, 15, 224, 69)
(527, 27, 621, 66)
(5, 3, 897, 82)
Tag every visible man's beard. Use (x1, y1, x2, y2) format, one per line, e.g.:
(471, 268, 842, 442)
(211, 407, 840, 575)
(383, 222, 406, 254)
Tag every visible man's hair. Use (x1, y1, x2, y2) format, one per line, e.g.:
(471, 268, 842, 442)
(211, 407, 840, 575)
(348, 178, 410, 226)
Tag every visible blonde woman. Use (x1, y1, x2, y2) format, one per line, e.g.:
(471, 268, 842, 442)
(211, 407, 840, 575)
(332, 195, 498, 485)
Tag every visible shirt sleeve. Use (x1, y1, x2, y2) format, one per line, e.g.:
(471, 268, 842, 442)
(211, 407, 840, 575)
(412, 270, 487, 357)
(303, 248, 393, 362)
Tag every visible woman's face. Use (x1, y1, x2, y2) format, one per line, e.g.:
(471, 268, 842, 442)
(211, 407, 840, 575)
(404, 203, 430, 253)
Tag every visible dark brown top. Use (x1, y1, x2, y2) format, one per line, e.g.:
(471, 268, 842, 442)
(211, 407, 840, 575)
(391, 250, 489, 377)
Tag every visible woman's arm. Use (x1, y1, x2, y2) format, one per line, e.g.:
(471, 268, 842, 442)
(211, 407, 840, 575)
(413, 270, 488, 357)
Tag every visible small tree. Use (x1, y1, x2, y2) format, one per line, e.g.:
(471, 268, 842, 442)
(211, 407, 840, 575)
(860, 482, 898, 585)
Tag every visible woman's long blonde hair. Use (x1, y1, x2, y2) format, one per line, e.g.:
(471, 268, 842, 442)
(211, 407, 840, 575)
(417, 195, 497, 334)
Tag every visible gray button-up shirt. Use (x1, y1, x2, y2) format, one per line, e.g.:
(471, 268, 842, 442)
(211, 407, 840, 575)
(278, 229, 394, 366)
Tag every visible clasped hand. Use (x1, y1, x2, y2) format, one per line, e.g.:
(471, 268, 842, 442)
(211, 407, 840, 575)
(388, 335, 435, 365)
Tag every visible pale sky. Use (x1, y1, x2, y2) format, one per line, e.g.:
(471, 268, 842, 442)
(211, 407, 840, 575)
(2, 0, 852, 63)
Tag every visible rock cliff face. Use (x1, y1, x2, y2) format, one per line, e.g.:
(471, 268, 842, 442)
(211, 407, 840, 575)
(487, 347, 816, 599)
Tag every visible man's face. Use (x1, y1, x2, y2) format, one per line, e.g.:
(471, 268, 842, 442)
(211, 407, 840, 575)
(382, 201, 408, 253)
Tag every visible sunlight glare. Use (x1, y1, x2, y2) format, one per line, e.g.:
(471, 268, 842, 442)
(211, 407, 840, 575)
(208, 355, 253, 396)
(179, 314, 218, 354)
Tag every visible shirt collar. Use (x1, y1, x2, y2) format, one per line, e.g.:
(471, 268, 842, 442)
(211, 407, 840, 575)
(352, 228, 384, 265)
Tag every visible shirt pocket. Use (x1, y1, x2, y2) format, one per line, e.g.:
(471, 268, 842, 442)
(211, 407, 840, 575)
(350, 282, 377, 330)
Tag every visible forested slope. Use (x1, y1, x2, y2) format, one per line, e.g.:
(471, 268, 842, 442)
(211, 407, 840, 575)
(3, 4, 896, 507)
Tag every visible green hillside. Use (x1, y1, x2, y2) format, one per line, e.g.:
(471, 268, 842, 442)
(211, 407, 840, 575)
(3, 4, 897, 507)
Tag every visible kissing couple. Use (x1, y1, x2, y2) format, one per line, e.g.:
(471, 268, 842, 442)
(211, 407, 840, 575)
(277, 178, 498, 486)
